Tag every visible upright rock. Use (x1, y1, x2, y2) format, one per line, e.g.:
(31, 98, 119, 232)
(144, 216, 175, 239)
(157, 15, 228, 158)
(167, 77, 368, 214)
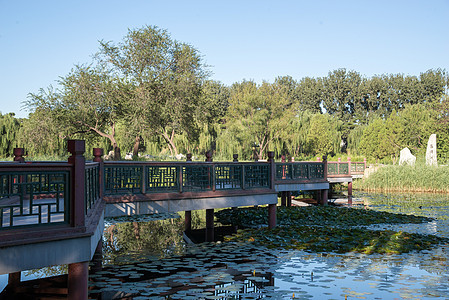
(426, 134, 437, 166)
(399, 147, 416, 166)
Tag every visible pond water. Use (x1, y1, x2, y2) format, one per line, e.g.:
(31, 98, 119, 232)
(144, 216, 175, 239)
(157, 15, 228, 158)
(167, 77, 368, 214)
(1, 192, 448, 299)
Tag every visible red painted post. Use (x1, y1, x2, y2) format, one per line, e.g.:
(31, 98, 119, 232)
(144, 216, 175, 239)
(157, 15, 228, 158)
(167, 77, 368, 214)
(267, 151, 277, 228)
(13, 148, 25, 162)
(185, 154, 192, 231)
(185, 210, 192, 232)
(68, 261, 88, 300)
(205, 209, 214, 242)
(8, 272, 21, 287)
(267, 151, 275, 190)
(93, 148, 104, 199)
(337, 157, 341, 175)
(347, 157, 352, 176)
(68, 140, 86, 228)
(348, 181, 353, 205)
(321, 155, 328, 205)
(268, 203, 276, 228)
(364, 158, 367, 170)
(280, 155, 287, 206)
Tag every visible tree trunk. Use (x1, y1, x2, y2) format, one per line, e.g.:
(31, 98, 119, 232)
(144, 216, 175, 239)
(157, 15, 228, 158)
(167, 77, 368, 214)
(133, 136, 141, 157)
(113, 142, 121, 161)
(162, 129, 178, 157)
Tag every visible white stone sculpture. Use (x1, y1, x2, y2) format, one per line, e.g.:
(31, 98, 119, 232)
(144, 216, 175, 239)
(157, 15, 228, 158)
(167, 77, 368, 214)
(398, 147, 416, 166)
(426, 134, 437, 166)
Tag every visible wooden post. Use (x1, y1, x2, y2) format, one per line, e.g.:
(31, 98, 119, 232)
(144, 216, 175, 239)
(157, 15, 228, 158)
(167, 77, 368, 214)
(8, 272, 21, 287)
(231, 154, 239, 210)
(13, 148, 25, 162)
(185, 210, 192, 232)
(347, 157, 352, 176)
(205, 209, 214, 242)
(91, 239, 103, 273)
(321, 155, 328, 205)
(364, 158, 367, 170)
(68, 140, 86, 228)
(268, 203, 276, 228)
(68, 261, 88, 300)
(280, 155, 286, 206)
(93, 148, 104, 199)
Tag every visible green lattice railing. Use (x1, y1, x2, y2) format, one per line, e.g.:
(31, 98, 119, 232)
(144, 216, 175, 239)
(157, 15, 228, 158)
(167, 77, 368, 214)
(275, 162, 325, 181)
(327, 162, 349, 175)
(351, 162, 366, 174)
(104, 162, 272, 195)
(0, 167, 70, 230)
(85, 163, 101, 212)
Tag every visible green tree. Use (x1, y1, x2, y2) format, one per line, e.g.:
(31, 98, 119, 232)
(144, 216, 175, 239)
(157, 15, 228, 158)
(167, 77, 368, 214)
(0, 113, 21, 158)
(295, 77, 322, 114)
(359, 118, 388, 162)
(321, 69, 364, 123)
(26, 65, 130, 160)
(98, 25, 208, 157)
(225, 80, 295, 160)
(306, 114, 341, 157)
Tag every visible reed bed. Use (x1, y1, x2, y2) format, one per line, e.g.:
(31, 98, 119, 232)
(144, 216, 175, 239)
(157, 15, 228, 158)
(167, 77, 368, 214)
(353, 163, 449, 193)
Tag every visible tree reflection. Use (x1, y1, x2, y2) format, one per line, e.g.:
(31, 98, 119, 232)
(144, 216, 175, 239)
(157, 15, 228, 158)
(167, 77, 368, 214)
(103, 217, 185, 265)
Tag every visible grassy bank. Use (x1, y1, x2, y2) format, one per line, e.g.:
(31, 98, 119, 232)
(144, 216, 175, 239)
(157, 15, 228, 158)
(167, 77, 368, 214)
(353, 163, 449, 193)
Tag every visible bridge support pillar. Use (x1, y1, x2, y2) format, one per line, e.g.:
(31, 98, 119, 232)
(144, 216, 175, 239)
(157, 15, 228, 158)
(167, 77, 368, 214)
(268, 204, 276, 228)
(91, 239, 103, 273)
(185, 210, 192, 232)
(205, 209, 214, 242)
(68, 261, 88, 300)
(281, 192, 287, 206)
(287, 191, 292, 207)
(348, 182, 353, 205)
(320, 189, 328, 205)
(8, 272, 21, 287)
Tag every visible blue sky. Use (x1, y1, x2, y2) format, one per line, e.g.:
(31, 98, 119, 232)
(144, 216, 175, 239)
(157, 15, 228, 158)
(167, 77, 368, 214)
(1, 0, 448, 118)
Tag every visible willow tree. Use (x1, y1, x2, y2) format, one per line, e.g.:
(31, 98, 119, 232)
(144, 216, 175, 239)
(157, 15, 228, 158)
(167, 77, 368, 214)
(225, 80, 295, 160)
(0, 113, 21, 158)
(98, 25, 208, 157)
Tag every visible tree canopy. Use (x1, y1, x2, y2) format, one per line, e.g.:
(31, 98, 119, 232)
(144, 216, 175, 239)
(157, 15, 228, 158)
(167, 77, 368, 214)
(9, 25, 447, 163)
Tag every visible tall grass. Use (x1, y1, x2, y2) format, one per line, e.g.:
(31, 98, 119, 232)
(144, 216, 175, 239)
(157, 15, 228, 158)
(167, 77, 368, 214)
(353, 162, 449, 193)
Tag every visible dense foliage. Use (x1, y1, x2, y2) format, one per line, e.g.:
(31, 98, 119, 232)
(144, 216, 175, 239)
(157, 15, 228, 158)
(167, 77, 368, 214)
(2, 26, 448, 162)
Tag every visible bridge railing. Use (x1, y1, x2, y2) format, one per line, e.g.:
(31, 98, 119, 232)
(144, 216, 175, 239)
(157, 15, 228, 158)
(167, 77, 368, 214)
(323, 158, 366, 177)
(0, 141, 102, 233)
(274, 162, 326, 182)
(103, 161, 272, 196)
(0, 162, 72, 230)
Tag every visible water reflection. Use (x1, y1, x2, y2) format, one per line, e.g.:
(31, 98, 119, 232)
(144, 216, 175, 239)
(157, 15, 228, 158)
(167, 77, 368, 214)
(89, 192, 449, 299)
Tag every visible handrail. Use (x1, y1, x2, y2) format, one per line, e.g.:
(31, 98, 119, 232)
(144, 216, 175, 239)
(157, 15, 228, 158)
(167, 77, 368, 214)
(274, 161, 326, 182)
(0, 162, 72, 230)
(103, 161, 272, 195)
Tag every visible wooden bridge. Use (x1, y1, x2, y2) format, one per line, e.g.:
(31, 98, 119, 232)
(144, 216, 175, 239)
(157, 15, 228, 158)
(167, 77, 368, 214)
(0, 140, 366, 299)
